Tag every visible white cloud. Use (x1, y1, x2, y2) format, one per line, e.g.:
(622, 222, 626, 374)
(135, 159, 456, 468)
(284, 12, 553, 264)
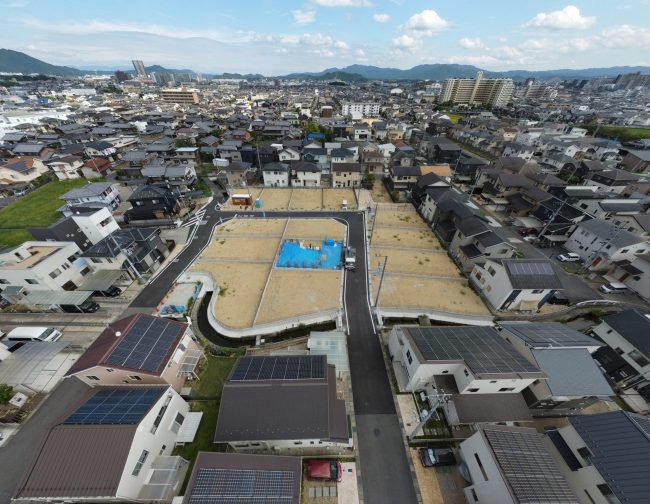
(403, 9, 449, 36)
(459, 37, 483, 49)
(372, 13, 390, 23)
(523, 5, 595, 30)
(292, 9, 315, 25)
(391, 34, 421, 51)
(334, 40, 350, 50)
(521, 37, 594, 53)
(446, 54, 501, 66)
(312, 0, 372, 7)
(600, 24, 650, 47)
(354, 48, 366, 58)
(309, 48, 335, 57)
(300, 32, 334, 46)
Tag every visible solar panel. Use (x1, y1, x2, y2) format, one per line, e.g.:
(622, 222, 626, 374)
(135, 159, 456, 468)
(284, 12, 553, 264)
(230, 355, 326, 381)
(188, 468, 295, 504)
(105, 315, 185, 373)
(506, 261, 555, 276)
(64, 388, 164, 425)
(406, 326, 541, 376)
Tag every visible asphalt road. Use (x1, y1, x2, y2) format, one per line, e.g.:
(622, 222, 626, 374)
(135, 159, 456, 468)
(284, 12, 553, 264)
(131, 208, 418, 503)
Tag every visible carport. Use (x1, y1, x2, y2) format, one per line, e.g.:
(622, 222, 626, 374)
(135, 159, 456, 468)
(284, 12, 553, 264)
(77, 270, 127, 293)
(19, 290, 93, 311)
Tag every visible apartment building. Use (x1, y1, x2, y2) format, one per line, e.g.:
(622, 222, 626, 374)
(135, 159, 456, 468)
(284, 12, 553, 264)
(341, 102, 380, 117)
(440, 71, 514, 107)
(160, 87, 200, 104)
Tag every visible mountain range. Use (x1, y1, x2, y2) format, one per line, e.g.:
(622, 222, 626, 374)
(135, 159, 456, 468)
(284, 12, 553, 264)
(1, 48, 649, 81)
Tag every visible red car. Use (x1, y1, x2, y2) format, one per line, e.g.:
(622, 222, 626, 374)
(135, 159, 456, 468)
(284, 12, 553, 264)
(306, 460, 342, 482)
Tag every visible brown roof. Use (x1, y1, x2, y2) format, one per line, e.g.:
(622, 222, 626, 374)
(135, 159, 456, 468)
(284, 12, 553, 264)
(66, 313, 187, 377)
(83, 157, 111, 173)
(14, 424, 135, 499)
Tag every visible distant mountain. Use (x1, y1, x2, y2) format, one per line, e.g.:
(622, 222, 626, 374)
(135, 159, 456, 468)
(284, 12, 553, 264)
(144, 64, 194, 74)
(0, 48, 83, 76)
(212, 72, 265, 80)
(280, 64, 650, 81)
(283, 70, 367, 82)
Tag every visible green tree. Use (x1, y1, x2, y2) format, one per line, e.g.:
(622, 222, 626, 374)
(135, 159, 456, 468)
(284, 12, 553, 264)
(0, 384, 13, 405)
(175, 139, 194, 148)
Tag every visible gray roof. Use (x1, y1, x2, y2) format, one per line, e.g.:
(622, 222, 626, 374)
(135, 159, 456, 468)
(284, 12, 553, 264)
(479, 426, 578, 504)
(474, 230, 508, 248)
(401, 326, 544, 378)
(530, 348, 612, 397)
(570, 412, 650, 504)
(578, 218, 646, 248)
(0, 341, 69, 391)
(456, 216, 488, 237)
(499, 322, 602, 349)
(499, 259, 562, 290)
(601, 309, 650, 358)
(60, 182, 115, 200)
(331, 162, 361, 173)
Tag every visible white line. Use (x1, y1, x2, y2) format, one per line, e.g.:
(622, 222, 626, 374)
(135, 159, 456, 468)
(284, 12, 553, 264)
(362, 211, 377, 334)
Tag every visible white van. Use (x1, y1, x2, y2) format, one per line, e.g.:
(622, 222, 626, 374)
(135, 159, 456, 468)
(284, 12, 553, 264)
(6, 327, 62, 342)
(599, 282, 628, 294)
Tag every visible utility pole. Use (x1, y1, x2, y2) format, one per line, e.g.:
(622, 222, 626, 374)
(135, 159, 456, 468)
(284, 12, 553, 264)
(374, 255, 388, 307)
(408, 390, 452, 439)
(108, 231, 143, 281)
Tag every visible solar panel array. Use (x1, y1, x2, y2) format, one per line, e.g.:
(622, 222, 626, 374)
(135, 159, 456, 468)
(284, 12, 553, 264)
(501, 323, 600, 348)
(64, 388, 163, 425)
(484, 429, 579, 503)
(505, 261, 555, 276)
(105, 316, 184, 372)
(406, 326, 541, 375)
(230, 355, 326, 381)
(188, 468, 295, 504)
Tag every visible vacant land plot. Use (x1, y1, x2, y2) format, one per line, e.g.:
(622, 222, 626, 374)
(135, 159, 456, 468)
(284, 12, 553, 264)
(288, 188, 322, 210)
(284, 218, 345, 240)
(0, 179, 87, 247)
(256, 269, 341, 324)
(190, 262, 270, 329)
(201, 236, 280, 261)
(370, 247, 459, 277)
(369, 183, 393, 203)
(257, 188, 292, 210)
(323, 188, 356, 210)
(372, 276, 489, 315)
(217, 218, 286, 236)
(371, 228, 441, 248)
(374, 210, 429, 229)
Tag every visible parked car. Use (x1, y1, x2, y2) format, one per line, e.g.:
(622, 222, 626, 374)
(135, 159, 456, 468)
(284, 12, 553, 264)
(418, 447, 456, 467)
(93, 286, 122, 297)
(306, 460, 342, 482)
(517, 227, 538, 237)
(60, 300, 100, 313)
(548, 292, 570, 305)
(599, 282, 628, 294)
(557, 253, 581, 262)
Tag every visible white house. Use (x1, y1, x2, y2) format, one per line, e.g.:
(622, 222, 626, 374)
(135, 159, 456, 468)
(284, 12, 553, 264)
(459, 425, 577, 504)
(262, 162, 290, 187)
(277, 147, 300, 162)
(470, 258, 562, 311)
(0, 156, 49, 186)
(290, 160, 321, 187)
(331, 162, 362, 188)
(352, 123, 371, 141)
(0, 241, 89, 291)
(47, 156, 84, 180)
(59, 182, 121, 210)
(13, 385, 192, 503)
(607, 253, 650, 300)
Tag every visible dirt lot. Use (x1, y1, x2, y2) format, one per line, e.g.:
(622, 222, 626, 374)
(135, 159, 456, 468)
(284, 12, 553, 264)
(370, 247, 459, 277)
(372, 276, 489, 315)
(256, 269, 342, 324)
(218, 218, 286, 236)
(285, 218, 346, 240)
(323, 188, 357, 210)
(190, 262, 270, 328)
(257, 188, 293, 210)
(374, 209, 429, 229)
(369, 183, 393, 203)
(201, 236, 280, 261)
(371, 228, 442, 248)
(289, 188, 323, 210)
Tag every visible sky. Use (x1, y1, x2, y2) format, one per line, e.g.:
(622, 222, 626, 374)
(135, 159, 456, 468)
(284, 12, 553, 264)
(1, 0, 649, 75)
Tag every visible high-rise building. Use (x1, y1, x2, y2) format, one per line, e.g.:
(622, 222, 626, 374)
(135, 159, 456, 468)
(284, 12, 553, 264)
(131, 59, 146, 78)
(440, 71, 514, 107)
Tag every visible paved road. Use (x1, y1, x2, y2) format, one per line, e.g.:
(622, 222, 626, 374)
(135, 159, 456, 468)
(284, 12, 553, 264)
(133, 208, 418, 503)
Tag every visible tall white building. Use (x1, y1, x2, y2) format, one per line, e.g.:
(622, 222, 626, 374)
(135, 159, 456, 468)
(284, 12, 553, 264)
(131, 59, 146, 78)
(342, 102, 380, 117)
(440, 71, 514, 107)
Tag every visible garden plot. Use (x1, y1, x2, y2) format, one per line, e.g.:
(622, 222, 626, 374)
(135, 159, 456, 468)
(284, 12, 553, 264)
(323, 188, 357, 210)
(289, 188, 323, 210)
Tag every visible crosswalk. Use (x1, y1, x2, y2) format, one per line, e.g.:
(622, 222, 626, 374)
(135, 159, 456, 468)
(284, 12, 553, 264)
(182, 208, 207, 228)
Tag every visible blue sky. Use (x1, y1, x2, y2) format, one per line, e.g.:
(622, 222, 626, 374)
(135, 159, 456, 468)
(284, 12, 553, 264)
(1, 0, 649, 74)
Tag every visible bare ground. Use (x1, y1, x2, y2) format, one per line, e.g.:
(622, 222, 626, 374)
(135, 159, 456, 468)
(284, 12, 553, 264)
(371, 228, 442, 249)
(284, 218, 346, 241)
(217, 218, 287, 236)
(323, 188, 357, 210)
(369, 247, 460, 277)
(288, 188, 323, 210)
(374, 210, 429, 229)
(257, 188, 292, 210)
(201, 236, 281, 261)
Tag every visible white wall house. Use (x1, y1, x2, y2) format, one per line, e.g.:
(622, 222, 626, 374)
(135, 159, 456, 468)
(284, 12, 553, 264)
(470, 258, 562, 311)
(47, 156, 84, 180)
(261, 162, 290, 187)
(0, 241, 88, 291)
(291, 161, 321, 187)
(277, 147, 300, 162)
(0, 157, 49, 186)
(60, 182, 121, 210)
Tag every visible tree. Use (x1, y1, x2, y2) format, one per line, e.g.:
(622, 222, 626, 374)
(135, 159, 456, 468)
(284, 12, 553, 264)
(0, 384, 13, 405)
(114, 70, 130, 83)
(175, 139, 194, 148)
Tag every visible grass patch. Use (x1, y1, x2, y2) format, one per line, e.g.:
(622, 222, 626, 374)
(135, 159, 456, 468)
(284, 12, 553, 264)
(446, 113, 462, 124)
(584, 124, 650, 142)
(0, 179, 88, 247)
(192, 355, 236, 399)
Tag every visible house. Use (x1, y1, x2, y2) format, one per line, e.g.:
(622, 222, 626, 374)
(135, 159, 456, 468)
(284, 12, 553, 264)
(585, 169, 640, 194)
(411, 172, 450, 207)
(125, 184, 181, 222)
(10, 143, 49, 158)
(0, 241, 89, 292)
(81, 157, 113, 179)
(352, 122, 371, 141)
(277, 147, 300, 162)
(459, 425, 577, 504)
(84, 140, 117, 159)
(502, 142, 535, 160)
(81, 227, 170, 278)
(547, 411, 650, 504)
(60, 182, 121, 210)
(174, 147, 199, 163)
(66, 313, 202, 391)
(330, 147, 356, 164)
(13, 385, 191, 503)
(47, 155, 83, 180)
(606, 253, 650, 300)
(621, 148, 650, 173)
(141, 162, 197, 185)
(470, 258, 562, 311)
(223, 160, 253, 187)
(450, 224, 515, 273)
(302, 147, 329, 172)
(214, 355, 351, 451)
(262, 162, 290, 187)
(29, 207, 119, 251)
(592, 309, 650, 403)
(499, 323, 612, 413)
(182, 453, 302, 504)
(386, 165, 421, 191)
(331, 162, 361, 188)
(428, 137, 461, 164)
(290, 160, 321, 187)
(0, 157, 49, 186)
(564, 218, 649, 271)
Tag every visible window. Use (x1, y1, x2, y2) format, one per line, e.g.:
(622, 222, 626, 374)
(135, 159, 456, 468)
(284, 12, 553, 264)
(532, 289, 544, 294)
(628, 349, 650, 367)
(468, 388, 479, 392)
(80, 267, 90, 275)
(499, 387, 515, 392)
(597, 484, 613, 498)
(486, 285, 492, 292)
(86, 375, 100, 381)
(620, 249, 629, 253)
(475, 271, 482, 281)
(464, 369, 469, 377)
(26, 279, 38, 284)
(90, 257, 101, 263)
(293, 441, 303, 445)
(132, 450, 149, 476)
(470, 489, 479, 502)
(490, 380, 497, 383)
(49, 269, 61, 279)
(584, 490, 596, 504)
(474, 453, 488, 481)
(128, 375, 142, 381)
(0, 279, 8, 285)
(171, 412, 185, 434)
(406, 350, 413, 365)
(159, 444, 167, 456)
(106, 368, 114, 373)
(577, 447, 592, 464)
